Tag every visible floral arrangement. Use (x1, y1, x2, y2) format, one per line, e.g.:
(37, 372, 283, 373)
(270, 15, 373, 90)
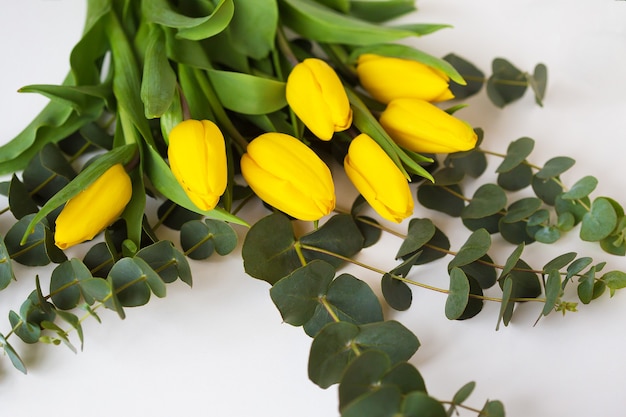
(1, 1, 625, 416)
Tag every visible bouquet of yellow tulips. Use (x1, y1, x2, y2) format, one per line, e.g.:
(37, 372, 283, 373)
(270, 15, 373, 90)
(1, 1, 625, 416)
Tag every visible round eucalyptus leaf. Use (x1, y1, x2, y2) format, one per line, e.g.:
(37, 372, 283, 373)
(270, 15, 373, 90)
(83, 241, 115, 278)
(457, 276, 484, 320)
(79, 278, 112, 303)
(396, 218, 436, 259)
(461, 184, 506, 219)
(342, 385, 402, 417)
(556, 212, 575, 231)
(460, 255, 497, 289)
(357, 321, 420, 364)
(560, 175, 598, 200)
(496, 137, 534, 173)
(448, 228, 491, 269)
(382, 361, 427, 396)
(500, 258, 541, 300)
(486, 58, 527, 108)
(417, 183, 465, 217)
(22, 143, 76, 204)
(497, 163, 533, 191)
(157, 200, 203, 230)
(444, 53, 485, 99)
(136, 240, 183, 284)
(527, 209, 550, 227)
(463, 213, 503, 234)
(555, 194, 589, 225)
(50, 259, 92, 310)
(308, 321, 360, 389)
(304, 273, 384, 337)
(0, 239, 15, 291)
(532, 175, 563, 205)
(481, 400, 505, 417)
(8, 175, 38, 220)
(133, 257, 167, 298)
(401, 391, 447, 417)
(445, 146, 487, 178)
(499, 219, 535, 245)
(536, 156, 575, 180)
(530, 63, 548, 105)
(431, 167, 464, 185)
(445, 268, 470, 320)
(108, 257, 151, 307)
(603, 271, 626, 293)
(242, 213, 300, 285)
(180, 220, 215, 260)
(353, 215, 382, 248)
(339, 350, 393, 411)
(270, 260, 335, 326)
(601, 234, 626, 256)
(580, 197, 617, 242)
(502, 197, 542, 224)
(534, 226, 560, 244)
(381, 273, 413, 311)
(204, 219, 238, 255)
(405, 227, 450, 265)
(300, 214, 364, 267)
(577, 268, 596, 304)
(4, 214, 51, 266)
(8, 310, 41, 344)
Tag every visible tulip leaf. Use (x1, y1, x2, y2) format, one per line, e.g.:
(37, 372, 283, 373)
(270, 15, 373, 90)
(462, 184, 507, 219)
(349, 0, 415, 22)
(21, 144, 138, 244)
(226, 0, 278, 59)
(270, 260, 335, 326)
(143, 0, 234, 41)
(141, 24, 177, 119)
(303, 273, 384, 337)
(580, 197, 618, 242)
(349, 43, 464, 85)
(242, 213, 302, 285)
(279, 0, 429, 46)
(206, 69, 287, 115)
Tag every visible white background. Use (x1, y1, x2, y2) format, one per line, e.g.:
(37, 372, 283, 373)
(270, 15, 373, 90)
(1, 1, 626, 416)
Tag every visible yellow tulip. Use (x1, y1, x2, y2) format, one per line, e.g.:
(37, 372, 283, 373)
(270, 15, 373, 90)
(344, 134, 413, 223)
(379, 98, 478, 154)
(356, 54, 454, 104)
(240, 132, 335, 221)
(167, 119, 227, 211)
(54, 164, 132, 249)
(286, 58, 353, 141)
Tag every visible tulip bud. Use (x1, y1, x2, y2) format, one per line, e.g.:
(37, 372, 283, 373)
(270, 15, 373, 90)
(379, 98, 478, 154)
(356, 54, 454, 104)
(240, 132, 335, 221)
(54, 164, 132, 249)
(344, 134, 413, 223)
(286, 58, 353, 141)
(167, 119, 228, 211)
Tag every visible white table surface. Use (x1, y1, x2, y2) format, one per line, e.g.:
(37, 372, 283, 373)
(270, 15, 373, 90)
(1, 1, 626, 416)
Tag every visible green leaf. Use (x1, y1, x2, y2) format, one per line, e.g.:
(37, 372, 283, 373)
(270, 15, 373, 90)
(459, 255, 497, 289)
(543, 252, 577, 273)
(4, 214, 52, 266)
(141, 24, 177, 118)
(342, 386, 402, 417)
(133, 257, 167, 299)
(270, 260, 335, 326)
(448, 229, 491, 269)
(496, 277, 513, 330)
(445, 268, 470, 320)
(136, 240, 190, 285)
(242, 213, 301, 284)
(497, 163, 533, 191)
(108, 258, 152, 307)
(481, 400, 506, 417)
(528, 63, 548, 107)
(452, 381, 476, 405)
(22, 142, 76, 203)
(350, 0, 416, 23)
(79, 278, 112, 303)
(180, 219, 238, 260)
(206, 69, 287, 115)
(50, 259, 93, 310)
(536, 156, 575, 179)
(381, 272, 413, 311)
(279, 0, 436, 46)
(462, 184, 507, 219)
(0, 239, 15, 291)
(143, 0, 234, 40)
(580, 197, 618, 242)
(603, 271, 626, 296)
(561, 175, 598, 200)
(8, 175, 39, 219)
(304, 273, 384, 336)
(500, 244, 525, 279)
(502, 198, 542, 223)
(541, 269, 562, 317)
(417, 183, 465, 217)
(300, 214, 364, 268)
(339, 350, 395, 411)
(0, 333, 27, 374)
(227, 0, 278, 59)
(396, 218, 436, 259)
(486, 58, 527, 108)
(496, 137, 534, 173)
(532, 175, 563, 206)
(401, 391, 447, 417)
(8, 311, 41, 344)
(443, 54, 485, 99)
(56, 310, 84, 351)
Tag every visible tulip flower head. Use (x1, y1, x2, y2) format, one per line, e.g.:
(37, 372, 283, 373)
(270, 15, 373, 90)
(240, 132, 336, 221)
(286, 58, 353, 141)
(168, 119, 228, 211)
(356, 54, 454, 104)
(54, 164, 132, 249)
(344, 134, 414, 223)
(379, 98, 478, 154)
